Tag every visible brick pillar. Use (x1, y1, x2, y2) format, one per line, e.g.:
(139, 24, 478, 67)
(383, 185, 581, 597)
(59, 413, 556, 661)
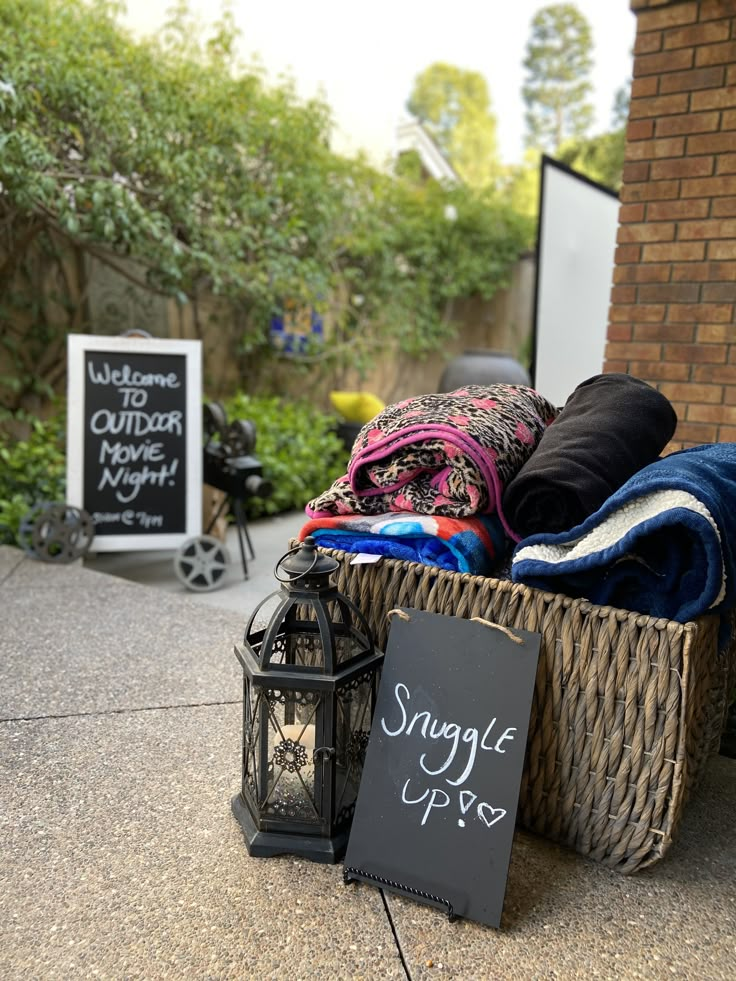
(605, 0, 736, 449)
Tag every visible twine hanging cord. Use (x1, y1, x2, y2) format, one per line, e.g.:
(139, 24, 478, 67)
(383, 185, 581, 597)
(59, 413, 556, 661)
(386, 609, 524, 645)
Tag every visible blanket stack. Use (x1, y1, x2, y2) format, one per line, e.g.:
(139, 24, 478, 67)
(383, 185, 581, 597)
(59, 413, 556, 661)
(504, 374, 736, 626)
(302, 371, 736, 626)
(302, 384, 558, 575)
(511, 442, 736, 624)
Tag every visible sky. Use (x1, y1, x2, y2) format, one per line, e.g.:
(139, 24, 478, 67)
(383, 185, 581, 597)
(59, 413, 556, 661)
(120, 0, 637, 167)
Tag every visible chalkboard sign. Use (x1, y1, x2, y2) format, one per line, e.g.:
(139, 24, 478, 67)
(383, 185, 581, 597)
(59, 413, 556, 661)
(66, 334, 202, 550)
(343, 609, 541, 929)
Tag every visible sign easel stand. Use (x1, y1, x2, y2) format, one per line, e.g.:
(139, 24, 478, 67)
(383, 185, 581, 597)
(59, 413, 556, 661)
(343, 866, 457, 921)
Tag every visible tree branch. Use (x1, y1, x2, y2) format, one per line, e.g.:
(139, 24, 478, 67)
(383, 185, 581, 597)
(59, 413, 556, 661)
(0, 220, 42, 282)
(83, 245, 177, 298)
(38, 212, 176, 298)
(42, 170, 162, 200)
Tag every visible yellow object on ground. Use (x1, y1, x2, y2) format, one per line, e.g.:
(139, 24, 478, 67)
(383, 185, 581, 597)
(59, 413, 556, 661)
(329, 390, 385, 424)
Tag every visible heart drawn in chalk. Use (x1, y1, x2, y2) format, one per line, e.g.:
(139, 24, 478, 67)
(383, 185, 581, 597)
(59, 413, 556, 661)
(477, 803, 507, 828)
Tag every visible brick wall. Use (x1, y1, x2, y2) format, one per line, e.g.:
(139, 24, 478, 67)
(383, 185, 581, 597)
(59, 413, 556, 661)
(606, 0, 736, 448)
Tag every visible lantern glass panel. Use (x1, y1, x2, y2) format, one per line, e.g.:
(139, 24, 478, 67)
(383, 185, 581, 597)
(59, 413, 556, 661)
(244, 680, 325, 829)
(333, 672, 375, 829)
(290, 599, 370, 669)
(267, 630, 324, 670)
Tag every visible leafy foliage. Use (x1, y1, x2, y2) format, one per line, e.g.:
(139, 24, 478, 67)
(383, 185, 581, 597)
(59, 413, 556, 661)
(0, 0, 339, 409)
(0, 391, 346, 539)
(327, 166, 534, 377)
(557, 79, 630, 192)
(507, 74, 629, 212)
(522, 3, 595, 153)
(0, 411, 66, 545)
(223, 393, 348, 519)
(558, 129, 626, 192)
(503, 149, 544, 222)
(407, 63, 500, 189)
(0, 0, 530, 414)
(611, 82, 631, 131)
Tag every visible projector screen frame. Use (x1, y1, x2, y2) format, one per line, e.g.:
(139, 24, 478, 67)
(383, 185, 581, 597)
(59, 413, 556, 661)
(529, 154, 620, 406)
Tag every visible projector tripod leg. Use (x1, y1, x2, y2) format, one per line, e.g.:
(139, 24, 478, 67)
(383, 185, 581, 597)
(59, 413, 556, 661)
(204, 494, 230, 537)
(232, 497, 255, 580)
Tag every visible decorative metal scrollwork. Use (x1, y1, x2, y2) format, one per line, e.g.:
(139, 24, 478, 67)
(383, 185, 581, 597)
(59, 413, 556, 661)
(335, 802, 357, 828)
(339, 668, 376, 696)
(347, 730, 371, 768)
(266, 689, 319, 708)
(273, 738, 308, 773)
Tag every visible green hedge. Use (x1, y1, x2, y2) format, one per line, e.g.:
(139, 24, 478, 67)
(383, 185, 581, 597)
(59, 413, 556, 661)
(0, 395, 347, 547)
(0, 413, 66, 546)
(220, 393, 348, 519)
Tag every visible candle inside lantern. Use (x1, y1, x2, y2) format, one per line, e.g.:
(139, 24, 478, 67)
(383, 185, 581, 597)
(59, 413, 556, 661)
(272, 724, 317, 807)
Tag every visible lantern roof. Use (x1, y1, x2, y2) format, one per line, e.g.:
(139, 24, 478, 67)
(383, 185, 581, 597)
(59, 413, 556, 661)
(242, 538, 378, 676)
(277, 536, 338, 583)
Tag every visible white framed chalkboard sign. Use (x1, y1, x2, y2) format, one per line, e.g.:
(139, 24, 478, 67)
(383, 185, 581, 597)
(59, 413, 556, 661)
(66, 333, 202, 551)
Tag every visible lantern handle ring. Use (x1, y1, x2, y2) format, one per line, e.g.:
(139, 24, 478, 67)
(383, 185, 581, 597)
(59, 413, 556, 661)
(273, 542, 319, 583)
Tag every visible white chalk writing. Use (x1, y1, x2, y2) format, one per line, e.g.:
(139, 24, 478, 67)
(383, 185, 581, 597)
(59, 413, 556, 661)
(90, 410, 182, 437)
(381, 682, 517, 787)
(99, 439, 165, 466)
(86, 355, 185, 521)
(91, 510, 165, 529)
(400, 779, 507, 829)
(97, 459, 179, 504)
(380, 682, 517, 830)
(87, 360, 180, 390)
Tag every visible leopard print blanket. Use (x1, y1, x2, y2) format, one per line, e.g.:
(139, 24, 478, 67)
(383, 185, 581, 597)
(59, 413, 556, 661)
(307, 385, 558, 541)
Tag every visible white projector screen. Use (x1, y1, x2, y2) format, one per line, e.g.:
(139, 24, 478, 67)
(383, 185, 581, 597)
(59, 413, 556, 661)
(531, 155, 620, 408)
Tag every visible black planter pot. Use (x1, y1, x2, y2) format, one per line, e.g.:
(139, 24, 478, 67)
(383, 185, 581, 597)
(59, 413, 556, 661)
(336, 422, 362, 452)
(438, 349, 531, 392)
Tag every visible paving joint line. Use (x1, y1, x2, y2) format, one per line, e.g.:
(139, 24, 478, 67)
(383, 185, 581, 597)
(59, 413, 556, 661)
(381, 889, 413, 979)
(0, 555, 26, 588)
(0, 698, 241, 724)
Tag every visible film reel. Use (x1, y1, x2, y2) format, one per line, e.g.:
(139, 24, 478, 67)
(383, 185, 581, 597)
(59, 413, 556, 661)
(24, 502, 95, 563)
(18, 503, 44, 557)
(203, 401, 228, 439)
(225, 418, 257, 457)
(174, 534, 230, 592)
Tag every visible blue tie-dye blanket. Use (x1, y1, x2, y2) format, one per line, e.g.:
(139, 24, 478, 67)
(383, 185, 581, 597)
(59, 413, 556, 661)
(299, 512, 507, 575)
(512, 443, 736, 623)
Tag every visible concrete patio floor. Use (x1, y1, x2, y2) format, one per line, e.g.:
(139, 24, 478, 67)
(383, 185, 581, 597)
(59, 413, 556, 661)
(1, 518, 735, 979)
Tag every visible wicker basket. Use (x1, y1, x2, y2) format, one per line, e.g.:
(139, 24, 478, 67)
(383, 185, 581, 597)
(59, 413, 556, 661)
(313, 545, 735, 874)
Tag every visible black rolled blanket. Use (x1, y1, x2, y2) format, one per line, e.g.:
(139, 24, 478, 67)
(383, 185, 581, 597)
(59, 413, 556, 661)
(502, 373, 677, 539)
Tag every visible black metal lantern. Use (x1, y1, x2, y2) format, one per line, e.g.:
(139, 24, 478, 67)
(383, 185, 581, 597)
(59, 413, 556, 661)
(232, 537, 383, 863)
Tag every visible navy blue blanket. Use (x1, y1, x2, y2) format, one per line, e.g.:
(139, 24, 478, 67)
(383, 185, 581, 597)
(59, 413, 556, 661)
(511, 443, 736, 623)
